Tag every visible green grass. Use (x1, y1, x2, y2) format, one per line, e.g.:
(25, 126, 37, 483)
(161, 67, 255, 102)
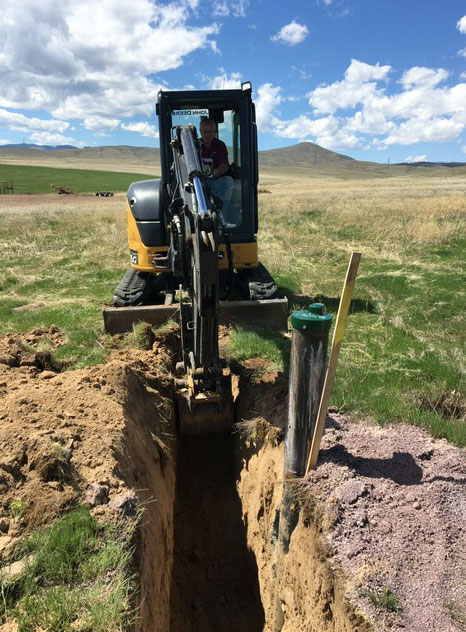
(366, 587, 401, 613)
(0, 163, 155, 194)
(228, 326, 289, 372)
(0, 199, 129, 367)
(1, 170, 465, 446)
(0, 506, 136, 631)
(257, 175, 466, 446)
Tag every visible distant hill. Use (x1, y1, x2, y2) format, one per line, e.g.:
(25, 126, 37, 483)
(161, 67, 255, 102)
(1, 142, 466, 179)
(259, 141, 355, 167)
(0, 145, 160, 175)
(0, 142, 357, 174)
(1, 143, 78, 151)
(394, 161, 466, 168)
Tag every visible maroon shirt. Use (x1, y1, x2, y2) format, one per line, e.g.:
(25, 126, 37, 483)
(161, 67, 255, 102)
(200, 137, 229, 169)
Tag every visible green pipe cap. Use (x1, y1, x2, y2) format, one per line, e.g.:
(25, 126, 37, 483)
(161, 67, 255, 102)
(291, 302, 333, 332)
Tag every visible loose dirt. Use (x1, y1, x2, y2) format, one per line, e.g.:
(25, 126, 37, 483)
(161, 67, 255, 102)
(1, 328, 465, 631)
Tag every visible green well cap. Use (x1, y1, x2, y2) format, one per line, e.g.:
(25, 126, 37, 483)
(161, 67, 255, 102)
(291, 302, 333, 332)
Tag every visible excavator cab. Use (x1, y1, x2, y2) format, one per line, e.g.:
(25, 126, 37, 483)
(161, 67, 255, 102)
(159, 85, 258, 243)
(104, 83, 288, 433)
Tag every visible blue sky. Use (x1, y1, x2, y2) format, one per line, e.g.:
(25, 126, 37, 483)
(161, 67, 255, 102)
(1, 0, 466, 162)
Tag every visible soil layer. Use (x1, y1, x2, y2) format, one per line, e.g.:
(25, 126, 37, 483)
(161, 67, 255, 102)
(1, 331, 465, 632)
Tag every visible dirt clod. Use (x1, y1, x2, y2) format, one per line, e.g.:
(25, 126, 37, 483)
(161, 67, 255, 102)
(85, 484, 109, 506)
(109, 490, 137, 516)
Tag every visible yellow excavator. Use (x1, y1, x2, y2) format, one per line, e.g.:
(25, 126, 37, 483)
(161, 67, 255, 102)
(103, 82, 288, 433)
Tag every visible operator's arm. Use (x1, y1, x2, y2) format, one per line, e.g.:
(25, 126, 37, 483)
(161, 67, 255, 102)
(213, 140, 229, 178)
(213, 163, 229, 177)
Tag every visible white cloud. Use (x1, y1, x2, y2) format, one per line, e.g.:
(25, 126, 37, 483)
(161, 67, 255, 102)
(462, 145, 466, 153)
(308, 59, 391, 115)
(255, 83, 282, 132)
(209, 71, 243, 89)
(291, 65, 312, 80)
(457, 15, 466, 33)
(0, 0, 219, 123)
(383, 118, 463, 146)
(212, 0, 249, 17)
(458, 47, 466, 58)
(0, 108, 69, 133)
(251, 59, 466, 152)
(404, 155, 427, 163)
(271, 21, 309, 46)
(273, 114, 359, 149)
(28, 131, 84, 147)
(212, 1, 229, 16)
(83, 116, 120, 132)
(400, 67, 449, 88)
(0, 139, 11, 145)
(121, 121, 158, 138)
(304, 59, 466, 147)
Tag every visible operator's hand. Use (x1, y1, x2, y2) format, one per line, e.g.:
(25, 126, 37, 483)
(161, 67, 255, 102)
(213, 164, 228, 178)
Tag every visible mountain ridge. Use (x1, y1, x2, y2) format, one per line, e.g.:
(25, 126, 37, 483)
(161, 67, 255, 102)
(1, 142, 465, 176)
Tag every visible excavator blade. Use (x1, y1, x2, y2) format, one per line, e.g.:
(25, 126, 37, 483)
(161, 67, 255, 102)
(103, 297, 288, 335)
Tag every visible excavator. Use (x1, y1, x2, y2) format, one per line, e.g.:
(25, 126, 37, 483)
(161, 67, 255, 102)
(103, 82, 288, 433)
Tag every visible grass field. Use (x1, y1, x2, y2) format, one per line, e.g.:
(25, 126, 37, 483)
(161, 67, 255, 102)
(0, 169, 465, 446)
(256, 172, 466, 445)
(0, 164, 155, 194)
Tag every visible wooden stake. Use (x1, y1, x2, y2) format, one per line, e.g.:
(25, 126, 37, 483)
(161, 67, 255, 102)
(305, 251, 361, 473)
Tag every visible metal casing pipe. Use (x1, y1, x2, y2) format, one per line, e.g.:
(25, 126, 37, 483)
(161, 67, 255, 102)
(285, 303, 333, 477)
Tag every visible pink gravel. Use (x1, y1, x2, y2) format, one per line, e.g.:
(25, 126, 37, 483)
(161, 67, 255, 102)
(306, 414, 466, 631)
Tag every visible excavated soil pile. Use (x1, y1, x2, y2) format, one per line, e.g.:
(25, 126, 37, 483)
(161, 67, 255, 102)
(0, 328, 177, 631)
(305, 415, 466, 631)
(1, 329, 465, 632)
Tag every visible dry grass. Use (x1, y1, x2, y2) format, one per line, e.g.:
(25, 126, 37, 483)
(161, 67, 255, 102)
(259, 173, 466, 257)
(1, 166, 465, 442)
(256, 170, 466, 443)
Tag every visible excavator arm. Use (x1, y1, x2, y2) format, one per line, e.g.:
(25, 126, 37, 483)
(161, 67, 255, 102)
(168, 125, 233, 433)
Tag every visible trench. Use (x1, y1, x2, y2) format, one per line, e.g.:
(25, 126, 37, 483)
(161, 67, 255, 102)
(169, 433, 265, 631)
(120, 360, 369, 632)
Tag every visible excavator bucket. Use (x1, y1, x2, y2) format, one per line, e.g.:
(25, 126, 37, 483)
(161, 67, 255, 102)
(103, 297, 288, 435)
(102, 297, 288, 335)
(175, 375, 233, 435)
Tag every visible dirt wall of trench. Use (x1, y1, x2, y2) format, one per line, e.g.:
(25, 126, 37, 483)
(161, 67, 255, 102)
(0, 335, 177, 632)
(234, 361, 369, 632)
(236, 442, 369, 632)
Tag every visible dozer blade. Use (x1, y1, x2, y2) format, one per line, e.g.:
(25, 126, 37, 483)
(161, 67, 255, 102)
(103, 297, 289, 335)
(175, 377, 233, 435)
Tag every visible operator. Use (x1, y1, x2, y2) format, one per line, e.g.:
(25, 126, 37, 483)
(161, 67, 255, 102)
(199, 117, 234, 221)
